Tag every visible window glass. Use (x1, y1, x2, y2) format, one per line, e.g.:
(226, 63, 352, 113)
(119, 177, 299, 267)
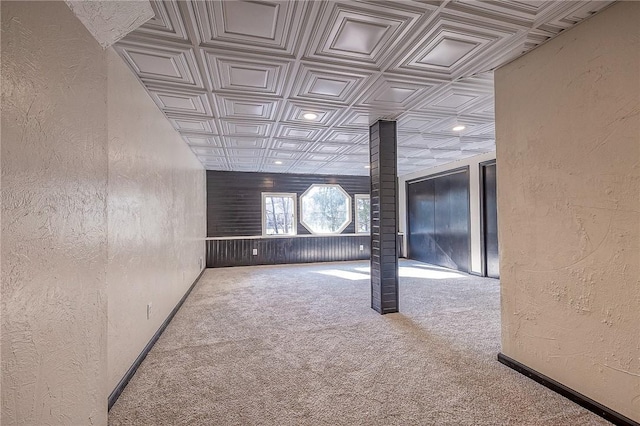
(300, 184, 351, 234)
(355, 194, 370, 234)
(262, 193, 296, 236)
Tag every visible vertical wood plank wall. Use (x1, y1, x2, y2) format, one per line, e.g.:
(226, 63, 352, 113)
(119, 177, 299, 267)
(406, 168, 471, 273)
(207, 171, 370, 237)
(206, 236, 371, 267)
(207, 171, 374, 267)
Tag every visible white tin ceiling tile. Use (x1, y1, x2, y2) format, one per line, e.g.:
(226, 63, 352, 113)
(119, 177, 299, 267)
(215, 95, 280, 121)
(115, 42, 204, 88)
(281, 102, 343, 127)
(274, 124, 325, 141)
(304, 1, 430, 68)
(431, 148, 466, 159)
(290, 160, 327, 169)
(261, 163, 295, 173)
(299, 151, 340, 162)
(341, 144, 369, 155)
(338, 153, 369, 163)
(398, 146, 433, 158)
(461, 121, 495, 137)
(219, 120, 273, 138)
(227, 155, 265, 166)
(148, 87, 212, 116)
(264, 150, 303, 160)
(203, 51, 292, 97)
(271, 139, 315, 152)
(181, 134, 222, 147)
(398, 111, 449, 132)
(226, 148, 266, 158)
(135, 0, 189, 41)
(324, 129, 368, 144)
(221, 137, 269, 150)
(114, 0, 613, 174)
(414, 85, 491, 115)
(355, 74, 437, 110)
(199, 155, 228, 166)
(389, 13, 523, 79)
(289, 63, 375, 105)
(167, 115, 217, 135)
(310, 142, 352, 156)
(190, 1, 309, 56)
(315, 167, 369, 176)
(191, 146, 225, 156)
(334, 109, 376, 129)
(415, 134, 458, 149)
(532, 1, 607, 34)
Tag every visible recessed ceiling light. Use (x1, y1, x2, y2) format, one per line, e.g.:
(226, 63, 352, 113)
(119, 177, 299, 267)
(274, 160, 283, 165)
(364, 165, 371, 169)
(303, 112, 318, 120)
(452, 125, 466, 131)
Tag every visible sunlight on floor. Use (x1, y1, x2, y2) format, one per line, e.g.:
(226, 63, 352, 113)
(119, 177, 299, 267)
(316, 270, 369, 281)
(315, 263, 469, 281)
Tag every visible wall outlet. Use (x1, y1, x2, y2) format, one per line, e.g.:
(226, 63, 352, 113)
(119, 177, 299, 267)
(359, 245, 364, 251)
(199, 257, 203, 269)
(252, 248, 258, 256)
(147, 302, 152, 320)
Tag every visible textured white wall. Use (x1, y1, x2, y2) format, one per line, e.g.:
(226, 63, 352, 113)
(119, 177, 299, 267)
(106, 49, 206, 392)
(495, 2, 639, 421)
(1, 2, 207, 424)
(1, 2, 109, 424)
(65, 0, 153, 48)
(398, 152, 496, 274)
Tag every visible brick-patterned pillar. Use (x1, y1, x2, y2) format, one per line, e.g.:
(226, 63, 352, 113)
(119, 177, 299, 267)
(369, 120, 398, 314)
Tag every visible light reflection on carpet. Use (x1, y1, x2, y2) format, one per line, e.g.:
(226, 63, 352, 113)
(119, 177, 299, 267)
(315, 263, 468, 281)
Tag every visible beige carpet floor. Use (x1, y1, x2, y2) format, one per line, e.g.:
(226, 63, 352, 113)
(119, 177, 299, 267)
(108, 260, 610, 425)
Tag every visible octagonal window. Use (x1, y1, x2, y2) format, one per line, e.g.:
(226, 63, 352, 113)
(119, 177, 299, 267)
(300, 184, 351, 234)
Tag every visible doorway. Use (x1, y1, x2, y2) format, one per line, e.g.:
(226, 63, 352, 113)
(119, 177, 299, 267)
(480, 161, 499, 278)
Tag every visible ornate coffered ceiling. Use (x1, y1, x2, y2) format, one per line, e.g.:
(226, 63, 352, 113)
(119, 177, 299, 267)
(115, 0, 612, 176)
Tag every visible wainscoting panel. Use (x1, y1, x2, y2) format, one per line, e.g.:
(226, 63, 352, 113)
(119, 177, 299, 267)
(207, 235, 371, 268)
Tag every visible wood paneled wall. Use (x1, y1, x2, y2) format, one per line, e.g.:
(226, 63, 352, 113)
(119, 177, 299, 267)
(406, 168, 470, 273)
(206, 171, 372, 267)
(207, 170, 370, 237)
(206, 236, 371, 267)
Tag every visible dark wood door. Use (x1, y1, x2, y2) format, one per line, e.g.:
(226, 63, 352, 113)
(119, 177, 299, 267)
(407, 169, 470, 272)
(482, 163, 499, 278)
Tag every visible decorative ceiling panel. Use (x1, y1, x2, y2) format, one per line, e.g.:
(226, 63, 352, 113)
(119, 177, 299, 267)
(190, 1, 309, 56)
(289, 64, 374, 105)
(303, 1, 431, 68)
(115, 42, 203, 88)
(136, 0, 189, 41)
(204, 52, 292, 96)
(147, 87, 213, 116)
(274, 124, 325, 141)
(219, 120, 273, 138)
(222, 137, 269, 150)
(216, 95, 280, 121)
(116, 0, 614, 176)
(167, 115, 217, 134)
(182, 134, 221, 147)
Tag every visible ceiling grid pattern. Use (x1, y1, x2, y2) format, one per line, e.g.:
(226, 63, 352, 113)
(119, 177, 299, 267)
(115, 0, 612, 176)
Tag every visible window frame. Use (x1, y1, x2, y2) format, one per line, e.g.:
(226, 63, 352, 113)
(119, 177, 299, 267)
(299, 183, 352, 235)
(261, 192, 297, 237)
(354, 194, 371, 234)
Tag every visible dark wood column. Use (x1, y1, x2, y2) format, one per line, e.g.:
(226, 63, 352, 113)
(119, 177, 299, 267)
(369, 120, 398, 314)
